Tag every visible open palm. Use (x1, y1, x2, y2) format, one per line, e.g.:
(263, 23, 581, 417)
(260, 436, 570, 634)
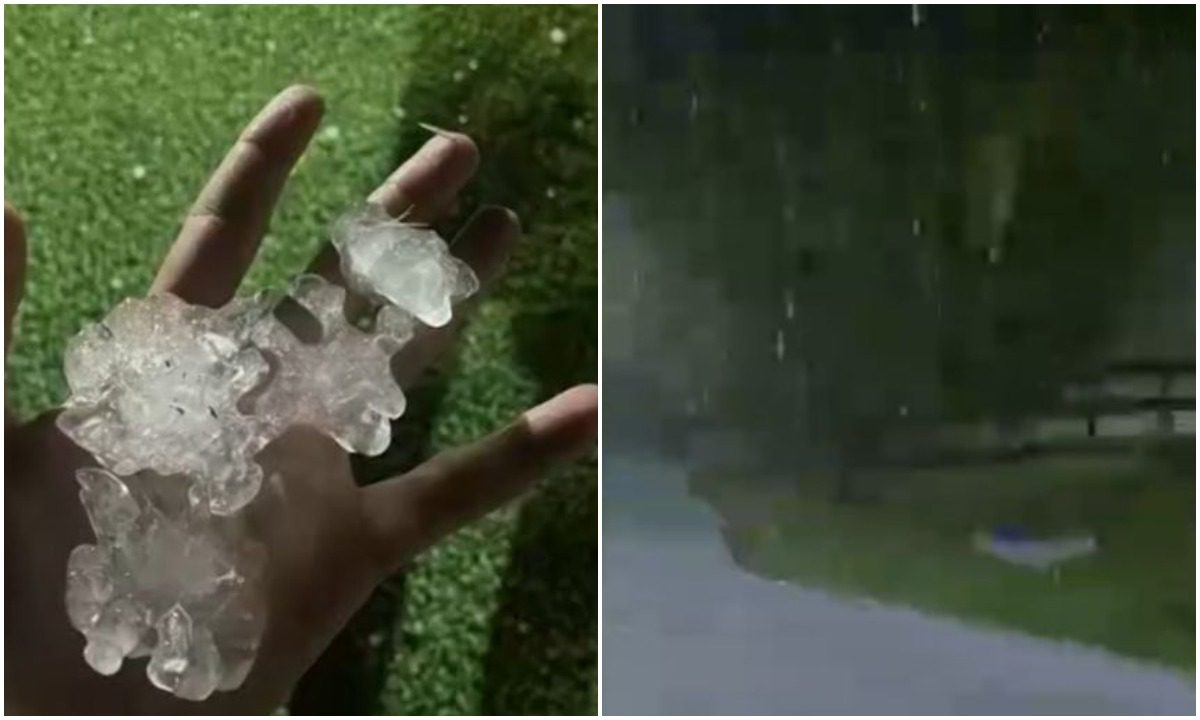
(5, 85, 597, 714)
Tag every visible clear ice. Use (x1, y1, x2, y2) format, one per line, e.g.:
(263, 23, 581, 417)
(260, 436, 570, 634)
(58, 295, 271, 516)
(243, 274, 410, 456)
(68, 467, 264, 700)
(332, 204, 478, 328)
(58, 206, 478, 700)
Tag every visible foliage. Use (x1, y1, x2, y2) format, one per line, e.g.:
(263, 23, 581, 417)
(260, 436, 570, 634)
(605, 6, 1193, 469)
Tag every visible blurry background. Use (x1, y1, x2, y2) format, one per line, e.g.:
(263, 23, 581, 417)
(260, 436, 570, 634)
(5, 5, 596, 714)
(604, 5, 1193, 714)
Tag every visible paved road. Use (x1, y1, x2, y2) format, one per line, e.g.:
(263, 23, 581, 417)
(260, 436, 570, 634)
(602, 454, 1195, 715)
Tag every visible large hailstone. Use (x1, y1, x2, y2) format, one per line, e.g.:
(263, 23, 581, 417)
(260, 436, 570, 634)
(332, 204, 479, 327)
(57, 294, 270, 516)
(245, 274, 411, 456)
(67, 467, 265, 701)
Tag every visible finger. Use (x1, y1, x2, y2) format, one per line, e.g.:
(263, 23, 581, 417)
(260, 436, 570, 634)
(308, 128, 480, 280)
(361, 384, 598, 573)
(5, 203, 27, 354)
(391, 205, 519, 388)
(369, 126, 479, 220)
(152, 85, 325, 307)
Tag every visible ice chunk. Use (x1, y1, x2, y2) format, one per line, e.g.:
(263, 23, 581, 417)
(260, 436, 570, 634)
(65, 469, 265, 701)
(57, 294, 269, 516)
(147, 605, 220, 701)
(66, 544, 113, 631)
(375, 304, 418, 350)
(245, 275, 407, 456)
(83, 596, 151, 675)
(332, 204, 479, 327)
(78, 467, 141, 539)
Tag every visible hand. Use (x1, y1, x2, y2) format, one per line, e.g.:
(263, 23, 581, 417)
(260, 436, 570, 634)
(5, 85, 597, 714)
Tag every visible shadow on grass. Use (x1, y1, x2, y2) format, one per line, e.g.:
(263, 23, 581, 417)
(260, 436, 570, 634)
(479, 463, 597, 715)
(479, 306, 598, 715)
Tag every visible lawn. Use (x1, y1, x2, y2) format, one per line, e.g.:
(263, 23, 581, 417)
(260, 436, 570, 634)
(691, 445, 1195, 670)
(5, 5, 596, 714)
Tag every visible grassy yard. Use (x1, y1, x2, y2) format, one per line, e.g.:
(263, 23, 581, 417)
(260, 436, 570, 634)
(691, 446, 1194, 670)
(5, 4, 596, 714)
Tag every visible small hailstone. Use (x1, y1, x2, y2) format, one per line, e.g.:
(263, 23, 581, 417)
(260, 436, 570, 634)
(392, 106, 406, 120)
(467, 58, 479, 71)
(131, 165, 147, 180)
(319, 125, 341, 143)
(458, 113, 469, 125)
(265, 39, 277, 53)
(549, 27, 567, 45)
(452, 69, 465, 83)
(546, 187, 557, 199)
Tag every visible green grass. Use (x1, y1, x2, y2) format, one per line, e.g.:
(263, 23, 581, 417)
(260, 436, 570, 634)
(692, 448, 1195, 670)
(5, 4, 596, 714)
